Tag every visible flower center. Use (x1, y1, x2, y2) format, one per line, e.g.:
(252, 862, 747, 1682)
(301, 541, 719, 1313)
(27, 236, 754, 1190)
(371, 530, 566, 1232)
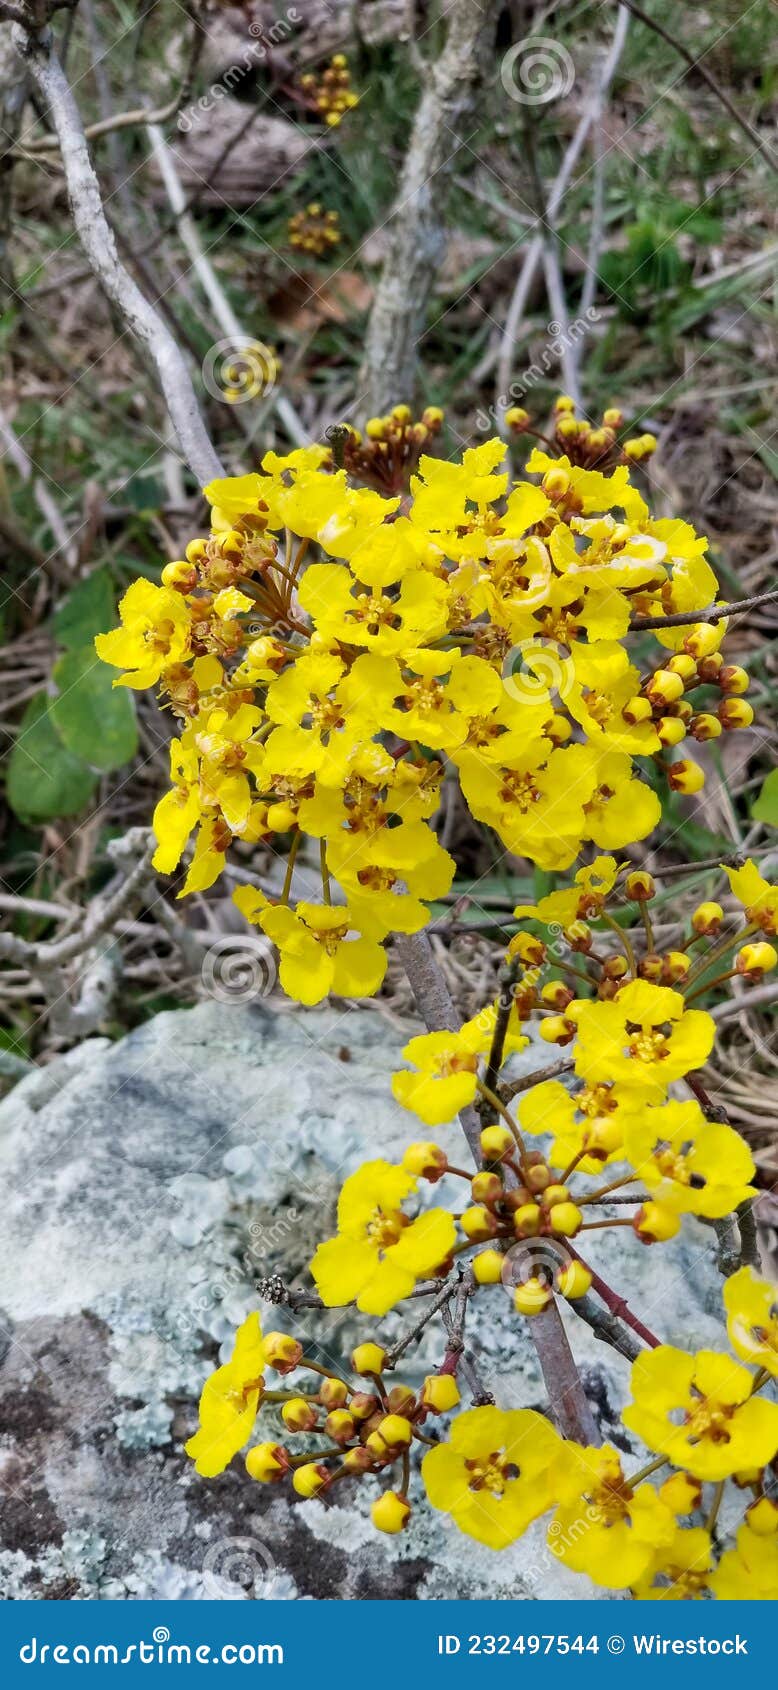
(464, 1450, 516, 1495)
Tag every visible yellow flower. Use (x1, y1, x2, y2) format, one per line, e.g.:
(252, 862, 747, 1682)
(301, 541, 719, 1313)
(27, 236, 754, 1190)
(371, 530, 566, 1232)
(570, 979, 715, 1102)
(392, 1027, 483, 1125)
(185, 1313, 266, 1477)
(458, 742, 598, 872)
(623, 1346, 778, 1480)
(582, 750, 662, 851)
(515, 855, 620, 928)
(298, 561, 449, 654)
(632, 1527, 713, 1599)
(234, 889, 386, 1005)
(548, 1444, 675, 1588)
(623, 1099, 755, 1217)
(310, 1159, 456, 1315)
(95, 579, 191, 688)
(518, 1077, 628, 1173)
(725, 858, 778, 935)
(711, 1523, 778, 1600)
(724, 1267, 778, 1376)
(422, 1406, 563, 1549)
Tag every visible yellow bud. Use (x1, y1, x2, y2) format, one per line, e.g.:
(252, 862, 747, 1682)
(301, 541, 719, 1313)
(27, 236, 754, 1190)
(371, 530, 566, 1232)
(719, 698, 754, 730)
(689, 712, 722, 741)
(514, 1276, 552, 1315)
(543, 1183, 569, 1206)
(343, 1446, 373, 1473)
(505, 405, 529, 430)
(691, 901, 723, 936)
(647, 668, 685, 706)
(556, 1261, 592, 1299)
(603, 408, 623, 428)
(622, 694, 654, 725)
(473, 1247, 505, 1284)
(471, 1170, 503, 1206)
(542, 467, 570, 500)
(736, 942, 778, 978)
(319, 1377, 349, 1408)
(350, 1391, 380, 1421)
(508, 931, 546, 966)
(461, 1205, 498, 1241)
(540, 980, 574, 1011)
(553, 395, 576, 413)
(366, 1415, 412, 1456)
(371, 1491, 411, 1534)
(263, 1332, 303, 1374)
(539, 1015, 576, 1046)
(292, 1462, 329, 1498)
(281, 1397, 318, 1432)
(421, 1374, 461, 1413)
(479, 1124, 515, 1162)
(161, 559, 197, 591)
(667, 652, 699, 682)
(684, 622, 723, 658)
(526, 1163, 552, 1194)
(352, 1342, 387, 1376)
(265, 802, 297, 831)
(565, 919, 591, 952)
(365, 417, 385, 439)
(245, 1442, 286, 1482)
(640, 432, 657, 454)
(325, 1409, 356, 1444)
(391, 403, 412, 423)
(513, 1202, 542, 1237)
(185, 537, 208, 564)
(719, 664, 749, 695)
(657, 715, 687, 748)
(625, 871, 655, 902)
(422, 405, 444, 428)
(668, 758, 705, 794)
(635, 1202, 681, 1243)
(548, 1201, 583, 1237)
(402, 1141, 448, 1180)
(664, 950, 691, 983)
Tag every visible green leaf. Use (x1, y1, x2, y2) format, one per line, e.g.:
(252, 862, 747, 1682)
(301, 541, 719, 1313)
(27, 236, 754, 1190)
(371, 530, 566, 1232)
(54, 567, 117, 649)
(751, 769, 778, 826)
(50, 646, 138, 771)
(6, 693, 97, 821)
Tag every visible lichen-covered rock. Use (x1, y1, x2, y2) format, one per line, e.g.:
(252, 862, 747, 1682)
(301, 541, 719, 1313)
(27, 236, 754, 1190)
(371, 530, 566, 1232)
(0, 1001, 729, 1599)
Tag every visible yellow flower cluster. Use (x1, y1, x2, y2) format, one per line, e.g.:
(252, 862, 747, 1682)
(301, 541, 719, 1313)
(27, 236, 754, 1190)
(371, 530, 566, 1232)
(299, 54, 360, 127)
(185, 1274, 778, 1596)
(288, 203, 341, 257)
(95, 427, 751, 1006)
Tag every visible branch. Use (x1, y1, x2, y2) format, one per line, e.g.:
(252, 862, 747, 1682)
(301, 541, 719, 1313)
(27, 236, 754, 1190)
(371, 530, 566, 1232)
(610, 0, 777, 173)
(14, 24, 223, 485)
(630, 587, 778, 631)
(361, 0, 493, 411)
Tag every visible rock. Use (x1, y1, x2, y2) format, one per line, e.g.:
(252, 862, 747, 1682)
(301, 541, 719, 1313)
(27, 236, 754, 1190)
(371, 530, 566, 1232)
(0, 1001, 730, 1600)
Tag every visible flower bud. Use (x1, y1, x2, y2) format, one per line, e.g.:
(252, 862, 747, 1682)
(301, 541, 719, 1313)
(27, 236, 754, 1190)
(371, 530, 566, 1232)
(554, 394, 576, 414)
(350, 1391, 380, 1421)
(663, 950, 691, 983)
(245, 1442, 287, 1482)
(402, 1141, 448, 1181)
(292, 1462, 330, 1498)
(367, 1415, 412, 1455)
(719, 664, 749, 696)
(421, 1374, 461, 1413)
(343, 1446, 373, 1474)
(513, 1202, 542, 1237)
(684, 623, 722, 659)
(386, 1384, 416, 1416)
(514, 1276, 553, 1315)
(461, 1205, 498, 1241)
(565, 920, 592, 952)
(622, 694, 654, 725)
(638, 952, 664, 981)
(281, 1397, 318, 1433)
(666, 653, 698, 682)
(505, 406, 530, 431)
(543, 1183, 569, 1206)
(325, 1408, 356, 1444)
(697, 651, 723, 683)
(540, 980, 574, 1011)
(371, 1491, 411, 1534)
(542, 467, 571, 500)
(691, 901, 723, 936)
(473, 1248, 505, 1284)
(352, 1342, 387, 1376)
(526, 1163, 552, 1194)
(736, 941, 778, 979)
(263, 1332, 303, 1374)
(668, 759, 705, 794)
(471, 1170, 503, 1206)
(657, 716, 687, 747)
(508, 931, 546, 966)
(548, 1201, 583, 1237)
(634, 1202, 681, 1243)
(689, 712, 722, 742)
(265, 801, 298, 832)
(556, 1261, 592, 1299)
(718, 698, 754, 730)
(602, 954, 628, 981)
(161, 559, 197, 591)
(319, 1376, 349, 1408)
(625, 871, 655, 902)
(539, 1014, 576, 1045)
(603, 407, 623, 429)
(479, 1124, 515, 1162)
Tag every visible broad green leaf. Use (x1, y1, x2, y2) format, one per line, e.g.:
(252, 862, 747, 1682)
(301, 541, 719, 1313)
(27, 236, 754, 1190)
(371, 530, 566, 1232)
(50, 646, 138, 771)
(6, 693, 97, 821)
(752, 769, 778, 826)
(54, 566, 117, 649)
